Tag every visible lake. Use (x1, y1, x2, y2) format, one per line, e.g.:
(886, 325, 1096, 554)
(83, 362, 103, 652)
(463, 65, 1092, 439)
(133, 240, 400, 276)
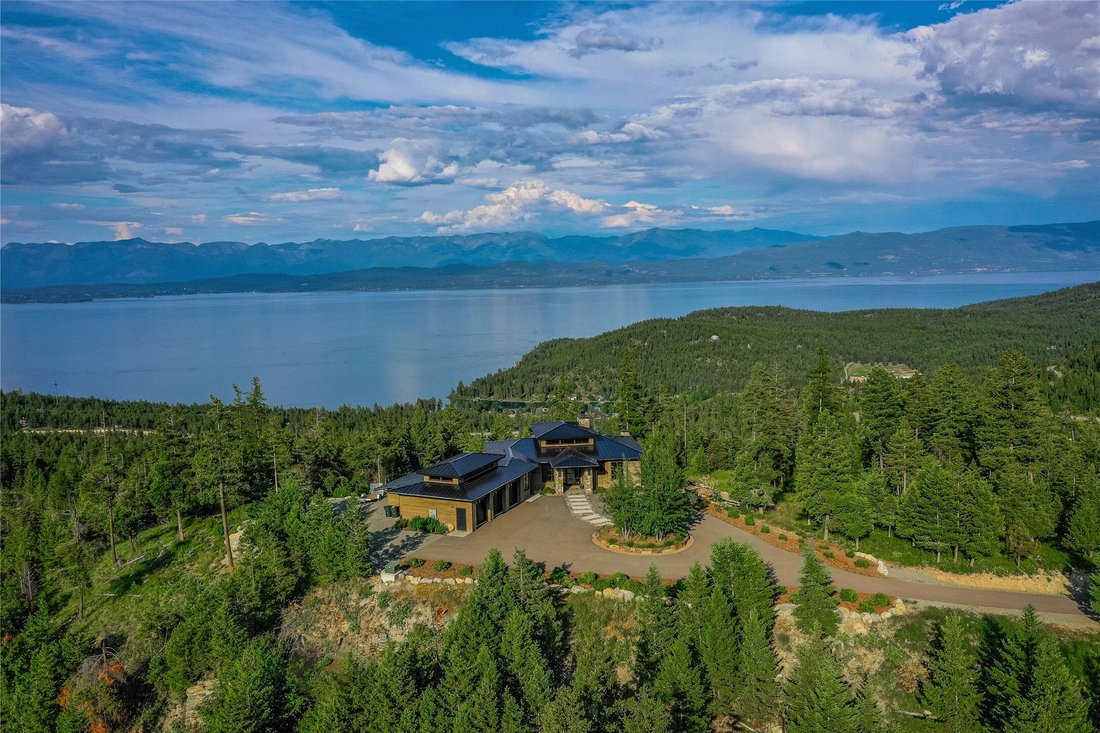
(2, 272, 1097, 409)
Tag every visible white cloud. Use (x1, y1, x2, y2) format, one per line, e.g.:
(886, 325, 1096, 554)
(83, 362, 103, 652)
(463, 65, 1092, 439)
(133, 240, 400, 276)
(602, 200, 679, 228)
(546, 189, 610, 214)
(367, 139, 459, 185)
(82, 220, 142, 240)
(421, 180, 614, 232)
(267, 187, 343, 202)
(224, 212, 279, 225)
(191, 214, 208, 224)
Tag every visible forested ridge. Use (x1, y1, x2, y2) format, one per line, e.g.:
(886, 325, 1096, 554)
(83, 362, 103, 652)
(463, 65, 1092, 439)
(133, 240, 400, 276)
(2, 285, 1100, 732)
(458, 282, 1100, 403)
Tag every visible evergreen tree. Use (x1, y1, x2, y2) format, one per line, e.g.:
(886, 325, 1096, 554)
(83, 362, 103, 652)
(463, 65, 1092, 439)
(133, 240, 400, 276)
(634, 565, 674, 686)
(1090, 571, 1100, 615)
(733, 607, 780, 727)
(453, 645, 504, 733)
(834, 491, 874, 550)
(922, 363, 978, 466)
(852, 681, 887, 733)
(897, 461, 957, 563)
(791, 548, 839, 636)
(541, 687, 593, 733)
(922, 614, 982, 733)
(732, 363, 797, 505)
(883, 419, 925, 495)
(784, 631, 857, 733)
(698, 585, 738, 714)
(709, 539, 779, 630)
(1065, 474, 1100, 560)
(676, 562, 712, 650)
(617, 349, 644, 437)
(857, 469, 898, 538)
(616, 689, 674, 733)
(651, 638, 708, 733)
(801, 348, 843, 427)
(200, 636, 291, 733)
(795, 410, 859, 541)
(986, 606, 1091, 732)
(858, 365, 907, 469)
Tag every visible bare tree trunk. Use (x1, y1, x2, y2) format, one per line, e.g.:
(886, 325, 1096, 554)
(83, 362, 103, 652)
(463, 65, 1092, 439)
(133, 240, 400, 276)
(108, 501, 118, 566)
(855, 536, 860, 551)
(219, 480, 235, 571)
(176, 507, 185, 541)
(953, 545, 959, 562)
(823, 519, 830, 543)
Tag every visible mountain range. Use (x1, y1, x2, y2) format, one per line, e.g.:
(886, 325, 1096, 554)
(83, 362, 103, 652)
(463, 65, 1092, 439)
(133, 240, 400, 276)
(0, 227, 811, 289)
(1, 222, 1097, 303)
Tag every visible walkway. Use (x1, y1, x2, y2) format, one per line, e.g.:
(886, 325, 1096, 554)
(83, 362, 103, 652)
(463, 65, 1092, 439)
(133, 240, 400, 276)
(564, 490, 612, 527)
(411, 495, 1095, 626)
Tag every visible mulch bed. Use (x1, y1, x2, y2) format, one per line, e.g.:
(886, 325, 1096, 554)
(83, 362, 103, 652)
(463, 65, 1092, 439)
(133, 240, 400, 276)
(705, 504, 881, 578)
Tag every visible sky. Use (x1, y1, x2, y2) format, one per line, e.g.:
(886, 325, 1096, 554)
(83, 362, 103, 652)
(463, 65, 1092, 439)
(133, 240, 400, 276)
(1, 0, 1098, 244)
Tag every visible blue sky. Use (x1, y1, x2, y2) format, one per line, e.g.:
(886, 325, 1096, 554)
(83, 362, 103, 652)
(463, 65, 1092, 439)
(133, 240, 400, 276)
(1, 0, 1097, 244)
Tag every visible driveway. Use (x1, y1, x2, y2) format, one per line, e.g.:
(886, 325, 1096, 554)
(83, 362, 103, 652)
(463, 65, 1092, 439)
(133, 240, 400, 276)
(412, 495, 1096, 625)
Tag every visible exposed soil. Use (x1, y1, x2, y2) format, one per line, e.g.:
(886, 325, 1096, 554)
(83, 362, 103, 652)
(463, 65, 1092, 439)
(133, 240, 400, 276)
(913, 567, 1071, 595)
(705, 504, 881, 578)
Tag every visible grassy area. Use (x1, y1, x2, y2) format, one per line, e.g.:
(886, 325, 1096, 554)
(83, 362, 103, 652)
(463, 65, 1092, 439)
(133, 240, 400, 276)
(844, 361, 918, 380)
(59, 506, 251, 666)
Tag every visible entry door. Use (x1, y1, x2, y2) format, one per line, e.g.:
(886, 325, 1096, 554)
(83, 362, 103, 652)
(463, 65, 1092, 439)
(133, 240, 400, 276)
(456, 508, 467, 532)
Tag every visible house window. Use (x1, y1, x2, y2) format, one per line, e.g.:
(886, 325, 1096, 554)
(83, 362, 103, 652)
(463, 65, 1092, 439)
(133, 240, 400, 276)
(429, 509, 438, 520)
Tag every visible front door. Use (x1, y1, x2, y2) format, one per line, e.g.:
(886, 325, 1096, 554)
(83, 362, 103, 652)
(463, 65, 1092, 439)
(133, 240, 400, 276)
(456, 507, 467, 532)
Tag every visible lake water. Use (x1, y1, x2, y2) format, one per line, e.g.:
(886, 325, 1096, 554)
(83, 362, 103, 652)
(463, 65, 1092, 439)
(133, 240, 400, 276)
(3, 272, 1097, 409)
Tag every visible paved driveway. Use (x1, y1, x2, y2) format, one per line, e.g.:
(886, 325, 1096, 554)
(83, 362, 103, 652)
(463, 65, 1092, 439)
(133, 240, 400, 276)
(411, 495, 1095, 624)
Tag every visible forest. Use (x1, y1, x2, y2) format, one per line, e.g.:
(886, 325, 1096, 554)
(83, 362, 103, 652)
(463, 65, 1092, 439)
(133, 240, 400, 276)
(2, 283, 1100, 732)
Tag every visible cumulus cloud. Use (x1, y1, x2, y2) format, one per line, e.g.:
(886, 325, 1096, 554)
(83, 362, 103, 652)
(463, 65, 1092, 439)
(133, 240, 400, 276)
(267, 187, 343, 202)
(367, 139, 459, 185)
(576, 121, 666, 144)
(421, 180, 614, 232)
(602, 200, 678, 228)
(909, 1, 1100, 116)
(83, 220, 142, 240)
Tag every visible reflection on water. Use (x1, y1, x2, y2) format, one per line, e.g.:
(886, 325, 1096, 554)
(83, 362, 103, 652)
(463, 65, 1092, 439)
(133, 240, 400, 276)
(2, 272, 1096, 408)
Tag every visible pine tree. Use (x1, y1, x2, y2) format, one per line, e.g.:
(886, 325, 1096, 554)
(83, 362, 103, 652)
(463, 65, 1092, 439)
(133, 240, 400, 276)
(883, 420, 925, 495)
(1090, 571, 1100, 615)
(795, 410, 859, 541)
(200, 636, 289, 733)
(921, 363, 978, 466)
(801, 348, 842, 427)
(617, 349, 645, 437)
(616, 689, 674, 733)
(651, 638, 708, 733)
(634, 565, 673, 686)
(453, 645, 503, 733)
(922, 614, 982, 733)
(676, 562, 712, 650)
(733, 607, 779, 727)
(698, 585, 738, 714)
(709, 539, 779, 631)
(1065, 474, 1100, 560)
(858, 365, 907, 469)
(791, 547, 839, 636)
(986, 606, 1091, 732)
(852, 681, 887, 733)
(541, 686, 594, 733)
(897, 461, 957, 563)
(732, 363, 797, 504)
(784, 631, 857, 732)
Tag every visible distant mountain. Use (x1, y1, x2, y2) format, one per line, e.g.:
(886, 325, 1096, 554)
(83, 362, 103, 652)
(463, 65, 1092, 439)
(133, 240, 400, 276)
(4, 222, 1096, 304)
(0, 227, 813, 288)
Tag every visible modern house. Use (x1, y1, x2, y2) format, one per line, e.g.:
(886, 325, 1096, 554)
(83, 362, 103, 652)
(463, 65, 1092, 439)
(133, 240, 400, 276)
(383, 420, 642, 533)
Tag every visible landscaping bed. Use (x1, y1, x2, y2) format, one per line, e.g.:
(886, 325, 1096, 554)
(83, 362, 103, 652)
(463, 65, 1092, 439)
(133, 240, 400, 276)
(592, 526, 693, 555)
(705, 503, 882, 578)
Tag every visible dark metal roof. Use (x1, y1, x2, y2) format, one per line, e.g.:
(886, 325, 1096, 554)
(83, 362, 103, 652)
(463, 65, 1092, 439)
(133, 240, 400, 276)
(551, 449, 599, 468)
(484, 434, 642, 465)
(530, 421, 598, 441)
(419, 452, 500, 479)
(383, 459, 539, 502)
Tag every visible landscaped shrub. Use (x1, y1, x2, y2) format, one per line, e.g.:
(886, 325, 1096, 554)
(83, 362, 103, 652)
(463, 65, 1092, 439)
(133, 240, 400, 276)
(550, 565, 571, 584)
(592, 578, 612, 591)
(778, 533, 788, 541)
(458, 565, 473, 577)
(408, 516, 448, 534)
(823, 551, 835, 559)
(578, 571, 598, 586)
(869, 592, 890, 607)
(858, 601, 877, 613)
(611, 572, 630, 588)
(405, 557, 425, 569)
(432, 559, 451, 572)
(854, 558, 872, 569)
(624, 579, 646, 595)
(761, 524, 771, 534)
(394, 518, 408, 530)
(839, 588, 858, 603)
(727, 507, 740, 519)
(845, 550, 856, 558)
(744, 515, 756, 526)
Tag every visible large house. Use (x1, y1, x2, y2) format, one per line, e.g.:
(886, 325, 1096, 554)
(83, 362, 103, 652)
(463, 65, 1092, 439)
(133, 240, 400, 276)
(383, 420, 642, 533)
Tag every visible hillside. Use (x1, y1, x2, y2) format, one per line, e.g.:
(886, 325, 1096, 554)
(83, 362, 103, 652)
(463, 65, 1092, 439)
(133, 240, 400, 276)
(457, 281, 1100, 401)
(0, 227, 811, 288)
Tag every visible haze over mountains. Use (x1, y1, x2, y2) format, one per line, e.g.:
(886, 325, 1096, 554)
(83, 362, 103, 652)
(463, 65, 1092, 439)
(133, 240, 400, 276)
(2, 222, 1097, 303)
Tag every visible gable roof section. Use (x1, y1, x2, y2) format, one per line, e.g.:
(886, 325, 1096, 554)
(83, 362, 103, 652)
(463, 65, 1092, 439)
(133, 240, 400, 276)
(530, 420, 598, 441)
(551, 448, 599, 468)
(419, 452, 500, 479)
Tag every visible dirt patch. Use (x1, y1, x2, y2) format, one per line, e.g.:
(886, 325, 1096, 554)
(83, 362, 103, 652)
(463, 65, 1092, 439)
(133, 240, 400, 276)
(916, 567, 1070, 595)
(705, 504, 881, 578)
